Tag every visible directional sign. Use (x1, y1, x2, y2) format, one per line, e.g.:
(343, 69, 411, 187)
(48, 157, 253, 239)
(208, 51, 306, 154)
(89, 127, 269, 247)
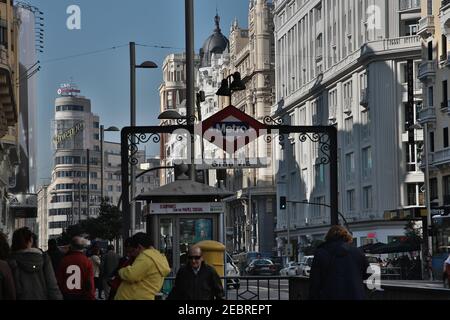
(201, 105, 267, 153)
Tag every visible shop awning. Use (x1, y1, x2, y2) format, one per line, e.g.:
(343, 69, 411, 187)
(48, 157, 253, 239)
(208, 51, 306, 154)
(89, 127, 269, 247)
(369, 239, 421, 254)
(358, 242, 386, 254)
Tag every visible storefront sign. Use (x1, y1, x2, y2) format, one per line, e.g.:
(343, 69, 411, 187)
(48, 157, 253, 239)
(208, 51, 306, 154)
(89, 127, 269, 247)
(9, 193, 37, 218)
(196, 158, 268, 169)
(57, 83, 81, 96)
(149, 202, 224, 215)
(53, 122, 84, 144)
(367, 232, 377, 239)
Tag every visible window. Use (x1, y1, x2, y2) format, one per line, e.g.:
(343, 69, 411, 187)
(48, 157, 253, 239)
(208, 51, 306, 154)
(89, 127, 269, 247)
(345, 117, 353, 146)
(93, 134, 100, 140)
(362, 147, 372, 178)
(430, 131, 435, 153)
(363, 186, 373, 210)
(430, 178, 438, 202)
(347, 189, 355, 212)
(107, 185, 113, 192)
(56, 105, 84, 112)
(0, 22, 7, 48)
(444, 128, 449, 148)
(406, 143, 417, 172)
(428, 86, 434, 107)
(312, 196, 325, 218)
(443, 81, 448, 109)
(407, 183, 424, 206)
(315, 163, 325, 186)
(444, 176, 450, 205)
(361, 111, 370, 140)
(428, 41, 433, 61)
(442, 35, 448, 60)
(407, 184, 416, 206)
(346, 153, 355, 181)
(93, 122, 99, 129)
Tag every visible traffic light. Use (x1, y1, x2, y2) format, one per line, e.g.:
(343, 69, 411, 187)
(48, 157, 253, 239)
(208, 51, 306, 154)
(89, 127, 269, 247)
(280, 196, 287, 210)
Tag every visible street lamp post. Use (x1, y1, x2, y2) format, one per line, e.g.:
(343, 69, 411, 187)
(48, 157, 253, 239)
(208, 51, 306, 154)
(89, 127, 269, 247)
(128, 41, 158, 239)
(411, 122, 433, 280)
(100, 125, 119, 202)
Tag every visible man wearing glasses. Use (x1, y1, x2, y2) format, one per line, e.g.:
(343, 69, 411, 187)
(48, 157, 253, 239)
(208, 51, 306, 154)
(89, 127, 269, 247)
(168, 246, 224, 300)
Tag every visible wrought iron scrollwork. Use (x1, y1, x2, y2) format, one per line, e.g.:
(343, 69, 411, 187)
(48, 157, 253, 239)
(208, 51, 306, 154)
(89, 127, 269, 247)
(263, 116, 283, 125)
(127, 133, 161, 165)
(299, 132, 331, 165)
(160, 115, 197, 126)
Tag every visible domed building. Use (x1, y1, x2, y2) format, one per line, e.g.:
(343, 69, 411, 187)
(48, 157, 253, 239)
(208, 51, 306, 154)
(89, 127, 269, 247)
(199, 14, 229, 68)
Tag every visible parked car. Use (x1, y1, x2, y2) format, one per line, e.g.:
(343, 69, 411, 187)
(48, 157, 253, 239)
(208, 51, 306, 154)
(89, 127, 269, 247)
(225, 252, 240, 289)
(279, 261, 299, 276)
(245, 259, 278, 276)
(297, 256, 314, 276)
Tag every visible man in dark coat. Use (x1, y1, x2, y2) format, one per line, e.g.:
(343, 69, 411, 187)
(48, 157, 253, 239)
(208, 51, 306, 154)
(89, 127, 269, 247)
(46, 239, 64, 276)
(309, 225, 370, 300)
(168, 246, 224, 300)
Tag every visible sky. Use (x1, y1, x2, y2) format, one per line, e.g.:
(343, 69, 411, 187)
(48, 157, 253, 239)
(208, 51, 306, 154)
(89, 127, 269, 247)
(27, 0, 250, 187)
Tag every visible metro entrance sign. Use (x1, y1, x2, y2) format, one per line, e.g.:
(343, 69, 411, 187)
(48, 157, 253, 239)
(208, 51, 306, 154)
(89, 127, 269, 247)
(201, 105, 266, 153)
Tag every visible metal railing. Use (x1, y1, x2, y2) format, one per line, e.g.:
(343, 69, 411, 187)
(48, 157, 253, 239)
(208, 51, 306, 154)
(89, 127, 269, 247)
(160, 276, 291, 300)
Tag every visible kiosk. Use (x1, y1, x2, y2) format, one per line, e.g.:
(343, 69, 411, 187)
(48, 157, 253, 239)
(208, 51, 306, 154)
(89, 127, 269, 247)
(137, 179, 232, 274)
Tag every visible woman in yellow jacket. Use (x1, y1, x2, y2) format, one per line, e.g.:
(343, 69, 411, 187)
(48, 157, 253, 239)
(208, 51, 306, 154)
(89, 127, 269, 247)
(115, 233, 170, 300)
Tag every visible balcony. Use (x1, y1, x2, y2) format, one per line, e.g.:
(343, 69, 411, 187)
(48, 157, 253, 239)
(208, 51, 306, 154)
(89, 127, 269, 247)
(418, 106, 437, 124)
(431, 148, 450, 167)
(440, 100, 450, 114)
(418, 15, 435, 38)
(361, 35, 421, 56)
(360, 88, 369, 108)
(441, 1, 450, 36)
(443, 0, 450, 10)
(418, 61, 437, 80)
(399, 0, 421, 11)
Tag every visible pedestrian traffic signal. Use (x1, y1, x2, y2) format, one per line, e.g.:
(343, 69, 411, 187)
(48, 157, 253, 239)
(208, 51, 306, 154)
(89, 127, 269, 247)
(280, 196, 287, 210)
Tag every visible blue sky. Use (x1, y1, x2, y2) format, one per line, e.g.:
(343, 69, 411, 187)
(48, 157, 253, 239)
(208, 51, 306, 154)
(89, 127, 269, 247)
(28, 0, 250, 186)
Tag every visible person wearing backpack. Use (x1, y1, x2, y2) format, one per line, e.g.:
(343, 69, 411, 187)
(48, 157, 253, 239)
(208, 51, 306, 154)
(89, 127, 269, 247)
(56, 236, 95, 300)
(309, 225, 370, 300)
(8, 227, 62, 300)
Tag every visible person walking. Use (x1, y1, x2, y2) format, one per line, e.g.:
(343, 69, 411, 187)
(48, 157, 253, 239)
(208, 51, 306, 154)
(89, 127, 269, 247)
(0, 232, 15, 300)
(167, 246, 224, 300)
(309, 225, 370, 300)
(108, 238, 138, 300)
(90, 246, 102, 299)
(46, 239, 64, 277)
(114, 233, 170, 300)
(100, 244, 120, 299)
(8, 227, 62, 300)
(56, 236, 95, 300)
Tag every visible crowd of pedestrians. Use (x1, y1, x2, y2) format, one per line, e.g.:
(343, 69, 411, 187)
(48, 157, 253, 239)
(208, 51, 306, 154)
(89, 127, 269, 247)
(0, 227, 225, 301)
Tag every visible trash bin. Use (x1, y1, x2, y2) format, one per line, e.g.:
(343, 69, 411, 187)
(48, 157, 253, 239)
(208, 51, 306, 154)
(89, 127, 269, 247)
(196, 240, 225, 279)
